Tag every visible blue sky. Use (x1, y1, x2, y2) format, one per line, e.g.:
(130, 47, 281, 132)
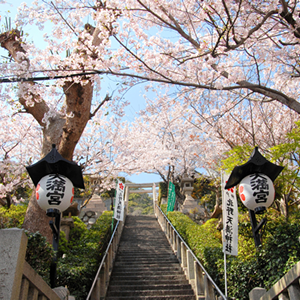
(1, 0, 163, 184)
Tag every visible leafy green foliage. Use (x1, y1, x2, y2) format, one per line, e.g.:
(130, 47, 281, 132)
(56, 211, 114, 299)
(192, 175, 220, 212)
(0, 204, 28, 228)
(167, 212, 222, 279)
(68, 216, 87, 247)
(128, 193, 154, 215)
(221, 144, 255, 173)
(158, 182, 168, 206)
(268, 121, 300, 214)
(165, 209, 300, 300)
(0, 204, 113, 299)
(25, 231, 54, 285)
(74, 175, 93, 198)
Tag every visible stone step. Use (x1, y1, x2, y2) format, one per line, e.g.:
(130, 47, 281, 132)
(114, 257, 178, 263)
(109, 274, 188, 282)
(105, 296, 197, 300)
(106, 284, 193, 291)
(106, 288, 195, 297)
(110, 269, 185, 276)
(117, 248, 172, 253)
(108, 278, 189, 286)
(114, 261, 179, 267)
(105, 215, 195, 300)
(113, 263, 181, 270)
(116, 251, 174, 256)
(117, 247, 173, 251)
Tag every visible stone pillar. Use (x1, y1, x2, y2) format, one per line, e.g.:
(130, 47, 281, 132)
(0, 228, 28, 300)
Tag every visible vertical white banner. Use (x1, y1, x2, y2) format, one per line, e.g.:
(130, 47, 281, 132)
(114, 180, 125, 221)
(222, 173, 238, 256)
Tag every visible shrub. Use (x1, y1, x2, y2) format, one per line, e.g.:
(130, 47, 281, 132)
(165, 209, 300, 300)
(167, 211, 223, 287)
(25, 231, 54, 285)
(0, 204, 28, 228)
(56, 211, 114, 299)
(158, 182, 168, 206)
(68, 216, 87, 247)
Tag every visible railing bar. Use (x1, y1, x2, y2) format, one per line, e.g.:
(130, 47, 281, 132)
(156, 204, 227, 300)
(86, 220, 120, 300)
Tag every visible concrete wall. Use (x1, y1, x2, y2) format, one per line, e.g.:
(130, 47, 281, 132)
(0, 228, 65, 300)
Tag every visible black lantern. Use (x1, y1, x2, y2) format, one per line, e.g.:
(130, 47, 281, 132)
(26, 144, 85, 189)
(26, 144, 85, 287)
(225, 147, 283, 189)
(225, 147, 283, 247)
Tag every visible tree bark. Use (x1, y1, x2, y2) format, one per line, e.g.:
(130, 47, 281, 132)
(0, 28, 96, 242)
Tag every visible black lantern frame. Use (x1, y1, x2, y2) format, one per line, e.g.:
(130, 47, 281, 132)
(225, 147, 283, 247)
(26, 144, 84, 287)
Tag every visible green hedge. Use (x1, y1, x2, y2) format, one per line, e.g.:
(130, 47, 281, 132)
(166, 211, 223, 286)
(164, 208, 300, 300)
(25, 231, 54, 285)
(0, 204, 28, 228)
(56, 211, 114, 299)
(0, 205, 114, 299)
(158, 182, 168, 206)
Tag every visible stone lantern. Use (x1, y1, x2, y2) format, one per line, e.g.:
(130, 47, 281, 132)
(180, 175, 202, 215)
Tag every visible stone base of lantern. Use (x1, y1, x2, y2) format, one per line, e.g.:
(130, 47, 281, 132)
(81, 194, 107, 214)
(180, 198, 203, 214)
(180, 187, 205, 223)
(79, 194, 107, 228)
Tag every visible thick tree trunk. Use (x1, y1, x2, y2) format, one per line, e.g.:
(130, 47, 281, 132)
(22, 194, 53, 243)
(0, 29, 95, 243)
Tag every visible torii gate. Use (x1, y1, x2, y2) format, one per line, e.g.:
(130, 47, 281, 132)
(123, 182, 160, 212)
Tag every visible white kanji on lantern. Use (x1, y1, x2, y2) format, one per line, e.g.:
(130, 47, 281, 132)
(239, 173, 275, 211)
(36, 174, 74, 212)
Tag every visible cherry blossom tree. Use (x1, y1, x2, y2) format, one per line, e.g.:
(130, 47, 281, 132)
(1, 0, 299, 115)
(0, 105, 40, 207)
(1, 0, 300, 239)
(0, 1, 119, 240)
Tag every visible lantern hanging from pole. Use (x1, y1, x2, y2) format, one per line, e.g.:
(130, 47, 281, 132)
(238, 173, 275, 214)
(36, 174, 74, 213)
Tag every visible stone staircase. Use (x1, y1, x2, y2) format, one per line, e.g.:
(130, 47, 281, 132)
(105, 215, 196, 300)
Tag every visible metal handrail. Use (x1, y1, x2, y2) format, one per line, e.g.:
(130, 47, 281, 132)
(156, 204, 227, 300)
(86, 219, 120, 300)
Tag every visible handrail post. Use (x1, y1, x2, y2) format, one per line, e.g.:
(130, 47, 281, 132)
(204, 274, 215, 300)
(176, 235, 181, 263)
(91, 278, 100, 300)
(108, 246, 113, 272)
(187, 250, 195, 281)
(181, 242, 187, 270)
(172, 230, 176, 251)
(99, 263, 106, 299)
(155, 203, 227, 300)
(195, 261, 205, 297)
